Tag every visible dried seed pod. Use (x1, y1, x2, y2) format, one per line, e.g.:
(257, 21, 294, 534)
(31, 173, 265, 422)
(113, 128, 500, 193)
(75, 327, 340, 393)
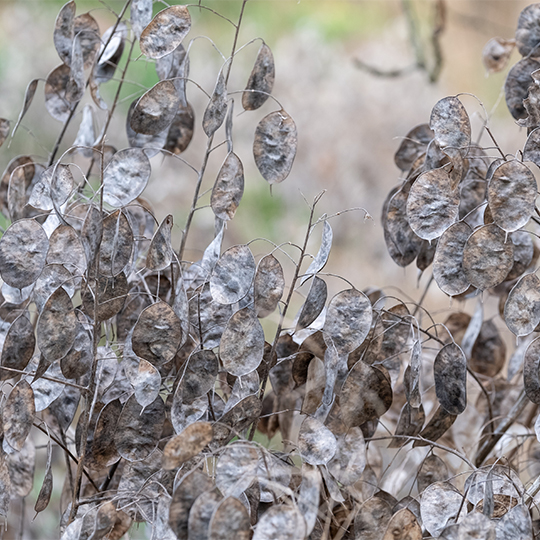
(506, 230, 534, 281)
(47, 224, 86, 274)
(34, 437, 53, 514)
(103, 148, 151, 208)
(483, 37, 515, 73)
(99, 210, 133, 277)
(220, 307, 264, 377)
(0, 119, 10, 149)
(253, 254, 285, 318)
(462, 224, 514, 290)
(433, 343, 467, 415)
(413, 406, 456, 446)
(487, 160, 537, 232)
(4, 380, 35, 451)
(394, 123, 433, 172)
(165, 103, 195, 154)
(44, 64, 74, 122)
(0, 218, 48, 289)
(324, 288, 372, 357)
(382, 509, 422, 540)
(420, 482, 464, 537)
(505, 274, 540, 336)
(433, 221, 472, 296)
(298, 416, 337, 465)
(524, 336, 540, 404)
(429, 96, 471, 153)
(36, 287, 78, 363)
(87, 399, 121, 470)
(354, 498, 393, 540)
(253, 109, 297, 185)
(131, 0, 153, 40)
(81, 272, 128, 322)
(163, 422, 213, 470)
(203, 69, 227, 137)
(242, 43, 275, 111)
(340, 361, 392, 427)
(252, 505, 306, 540)
(406, 169, 460, 241)
(130, 80, 180, 136)
(389, 403, 425, 448)
(208, 496, 250, 540)
(131, 358, 161, 409)
(132, 302, 182, 366)
(211, 153, 244, 221)
(296, 276, 327, 330)
(114, 393, 165, 462)
(0, 314, 35, 380)
(146, 214, 174, 271)
(53, 1, 75, 65)
(516, 4, 540, 58)
(216, 442, 259, 497)
(93, 22, 127, 84)
(470, 320, 506, 378)
(383, 183, 423, 267)
(523, 126, 540, 167)
(140, 6, 191, 59)
(505, 57, 540, 120)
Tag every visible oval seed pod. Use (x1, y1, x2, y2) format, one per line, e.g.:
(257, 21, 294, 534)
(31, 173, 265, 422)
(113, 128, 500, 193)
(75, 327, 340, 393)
(4, 380, 35, 451)
(433, 343, 467, 415)
(433, 221, 472, 296)
(487, 160, 537, 232)
(140, 6, 191, 59)
(253, 109, 297, 185)
(482, 37, 515, 73)
(296, 276, 327, 330)
(211, 153, 244, 221)
(242, 42, 275, 111)
(44, 64, 74, 122)
(505, 57, 540, 120)
(253, 254, 285, 318)
(406, 169, 460, 241)
(462, 224, 514, 290)
(99, 210, 134, 277)
(524, 336, 540, 404)
(146, 214, 174, 271)
(429, 96, 471, 153)
(203, 69, 227, 137)
(504, 273, 540, 336)
(516, 4, 540, 58)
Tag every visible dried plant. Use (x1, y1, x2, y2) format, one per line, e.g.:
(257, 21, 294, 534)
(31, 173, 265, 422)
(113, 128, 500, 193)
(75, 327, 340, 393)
(3, 1, 540, 539)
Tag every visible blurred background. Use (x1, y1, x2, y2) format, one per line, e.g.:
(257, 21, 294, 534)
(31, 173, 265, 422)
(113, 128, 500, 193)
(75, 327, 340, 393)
(0, 0, 535, 537)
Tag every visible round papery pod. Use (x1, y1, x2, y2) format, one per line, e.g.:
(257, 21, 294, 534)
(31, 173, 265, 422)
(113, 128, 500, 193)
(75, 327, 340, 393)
(429, 96, 471, 154)
(462, 224, 514, 291)
(516, 4, 540, 58)
(406, 168, 460, 241)
(505, 57, 540, 120)
(394, 123, 434, 172)
(504, 273, 540, 336)
(483, 37, 516, 73)
(487, 160, 537, 233)
(433, 221, 472, 296)
(433, 343, 467, 415)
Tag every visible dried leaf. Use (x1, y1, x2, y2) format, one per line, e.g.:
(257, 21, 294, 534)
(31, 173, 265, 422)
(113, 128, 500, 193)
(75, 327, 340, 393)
(296, 276, 327, 330)
(12, 79, 39, 138)
(406, 168, 459, 241)
(103, 148, 151, 208)
(488, 160, 537, 232)
(114, 393, 165, 462)
(0, 219, 48, 289)
(483, 37, 515, 73)
(324, 288, 372, 357)
(429, 96, 471, 152)
(505, 58, 540, 120)
(132, 302, 182, 366)
(4, 380, 35, 451)
(140, 6, 191, 59)
(434, 343, 467, 415)
(220, 307, 264, 376)
(242, 43, 275, 111)
(505, 273, 540, 336)
(163, 421, 213, 470)
(211, 153, 244, 221)
(253, 109, 297, 185)
(36, 287, 78, 363)
(146, 214, 174, 271)
(208, 496, 250, 540)
(433, 221, 472, 296)
(253, 254, 284, 318)
(462, 224, 514, 290)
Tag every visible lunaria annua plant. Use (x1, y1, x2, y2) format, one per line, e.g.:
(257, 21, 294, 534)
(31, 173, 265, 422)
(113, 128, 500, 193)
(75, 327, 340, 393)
(3, 1, 540, 539)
